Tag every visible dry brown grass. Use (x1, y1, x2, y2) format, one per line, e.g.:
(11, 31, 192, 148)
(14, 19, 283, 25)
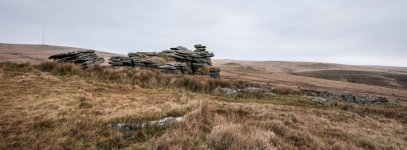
(272, 86, 303, 95)
(207, 124, 276, 150)
(330, 102, 407, 123)
(1, 62, 406, 149)
(36, 62, 246, 93)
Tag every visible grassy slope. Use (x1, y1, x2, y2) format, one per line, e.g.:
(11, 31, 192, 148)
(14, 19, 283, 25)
(1, 62, 406, 149)
(294, 70, 407, 89)
(214, 60, 407, 99)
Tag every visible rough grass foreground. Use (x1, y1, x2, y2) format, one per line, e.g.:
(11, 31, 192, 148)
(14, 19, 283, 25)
(0, 62, 407, 149)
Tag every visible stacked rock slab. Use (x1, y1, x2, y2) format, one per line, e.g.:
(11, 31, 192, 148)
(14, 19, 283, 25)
(48, 50, 105, 67)
(161, 44, 216, 75)
(108, 56, 132, 66)
(108, 44, 221, 77)
(128, 52, 161, 68)
(209, 67, 221, 78)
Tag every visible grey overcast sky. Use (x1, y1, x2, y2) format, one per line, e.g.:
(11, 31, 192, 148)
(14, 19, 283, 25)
(1, 0, 407, 67)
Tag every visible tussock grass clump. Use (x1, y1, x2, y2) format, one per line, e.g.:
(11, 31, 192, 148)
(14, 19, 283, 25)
(184, 100, 213, 133)
(150, 100, 213, 149)
(250, 120, 329, 150)
(207, 124, 276, 150)
(37, 61, 83, 76)
(272, 86, 303, 95)
(3, 62, 303, 98)
(0, 62, 33, 77)
(331, 102, 407, 123)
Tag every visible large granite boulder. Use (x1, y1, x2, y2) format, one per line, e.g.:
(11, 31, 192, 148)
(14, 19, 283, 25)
(48, 50, 105, 67)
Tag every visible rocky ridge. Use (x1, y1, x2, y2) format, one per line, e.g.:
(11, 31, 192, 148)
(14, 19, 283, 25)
(109, 44, 221, 78)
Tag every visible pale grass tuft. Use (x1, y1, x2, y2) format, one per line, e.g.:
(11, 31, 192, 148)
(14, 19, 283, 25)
(149, 98, 214, 149)
(208, 123, 276, 150)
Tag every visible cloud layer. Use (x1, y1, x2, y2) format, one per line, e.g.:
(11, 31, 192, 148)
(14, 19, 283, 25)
(1, 0, 406, 66)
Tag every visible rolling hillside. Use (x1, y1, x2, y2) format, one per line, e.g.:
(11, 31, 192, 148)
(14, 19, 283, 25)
(1, 44, 407, 149)
(213, 59, 407, 98)
(1, 43, 406, 98)
(0, 43, 121, 65)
